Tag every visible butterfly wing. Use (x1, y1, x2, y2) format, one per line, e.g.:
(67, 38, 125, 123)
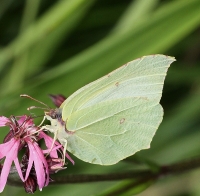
(66, 98, 162, 165)
(61, 55, 175, 120)
(59, 55, 175, 165)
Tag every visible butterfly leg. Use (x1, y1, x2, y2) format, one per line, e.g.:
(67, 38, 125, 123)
(37, 125, 59, 155)
(38, 116, 46, 127)
(58, 138, 68, 164)
(48, 127, 59, 154)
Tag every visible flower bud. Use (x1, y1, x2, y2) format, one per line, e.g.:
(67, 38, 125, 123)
(49, 94, 66, 107)
(24, 176, 37, 194)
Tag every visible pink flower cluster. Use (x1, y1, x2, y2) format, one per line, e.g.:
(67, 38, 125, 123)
(0, 115, 74, 193)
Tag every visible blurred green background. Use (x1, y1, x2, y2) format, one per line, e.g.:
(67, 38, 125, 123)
(0, 0, 200, 195)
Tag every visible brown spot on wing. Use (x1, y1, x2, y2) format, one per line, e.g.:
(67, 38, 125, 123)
(120, 118, 125, 124)
(115, 82, 119, 86)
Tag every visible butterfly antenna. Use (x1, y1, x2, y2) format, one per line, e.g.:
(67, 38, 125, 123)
(20, 94, 51, 109)
(27, 106, 50, 111)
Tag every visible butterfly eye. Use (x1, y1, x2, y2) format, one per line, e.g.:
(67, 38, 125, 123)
(49, 109, 62, 120)
(50, 112, 57, 119)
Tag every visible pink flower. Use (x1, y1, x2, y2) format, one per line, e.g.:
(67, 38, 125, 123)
(0, 114, 74, 193)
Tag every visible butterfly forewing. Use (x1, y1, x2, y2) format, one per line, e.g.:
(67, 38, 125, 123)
(61, 55, 175, 121)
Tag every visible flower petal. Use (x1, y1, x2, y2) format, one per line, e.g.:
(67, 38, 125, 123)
(33, 143, 49, 187)
(0, 117, 10, 126)
(39, 132, 59, 158)
(43, 144, 62, 154)
(27, 141, 49, 190)
(0, 138, 18, 159)
(0, 139, 20, 192)
(24, 152, 34, 181)
(14, 158, 24, 182)
(17, 116, 27, 125)
(65, 152, 75, 165)
(39, 132, 74, 164)
(0, 157, 13, 192)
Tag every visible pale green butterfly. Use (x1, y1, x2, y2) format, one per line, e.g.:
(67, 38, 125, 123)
(32, 55, 176, 165)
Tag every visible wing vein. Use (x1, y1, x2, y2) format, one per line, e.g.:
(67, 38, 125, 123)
(74, 135, 111, 162)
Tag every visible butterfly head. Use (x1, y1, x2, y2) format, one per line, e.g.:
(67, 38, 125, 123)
(45, 108, 66, 128)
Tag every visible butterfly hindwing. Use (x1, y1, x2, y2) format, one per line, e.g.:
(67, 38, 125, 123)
(66, 98, 163, 165)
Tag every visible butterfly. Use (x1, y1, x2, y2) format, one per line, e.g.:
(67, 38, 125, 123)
(25, 55, 175, 165)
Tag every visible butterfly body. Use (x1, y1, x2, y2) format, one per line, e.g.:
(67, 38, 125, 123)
(45, 108, 73, 146)
(45, 55, 176, 165)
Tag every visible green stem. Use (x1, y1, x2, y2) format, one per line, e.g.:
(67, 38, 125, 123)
(7, 156, 200, 186)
